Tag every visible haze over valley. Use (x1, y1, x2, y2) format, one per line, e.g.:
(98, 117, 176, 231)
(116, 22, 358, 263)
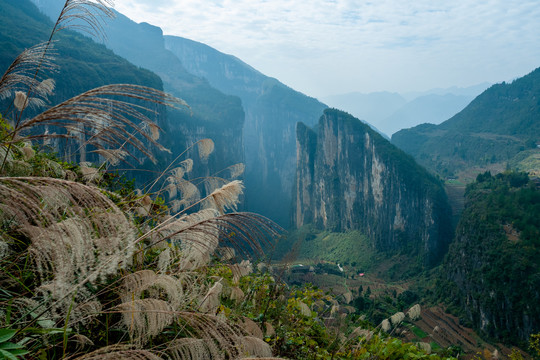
(0, 0, 538, 358)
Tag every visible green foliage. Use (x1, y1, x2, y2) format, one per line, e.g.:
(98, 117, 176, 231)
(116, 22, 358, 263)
(0, 329, 28, 360)
(392, 67, 540, 176)
(279, 226, 379, 271)
(439, 171, 540, 344)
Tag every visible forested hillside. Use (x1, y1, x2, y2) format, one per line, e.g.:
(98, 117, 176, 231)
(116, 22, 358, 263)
(438, 172, 540, 343)
(392, 68, 540, 178)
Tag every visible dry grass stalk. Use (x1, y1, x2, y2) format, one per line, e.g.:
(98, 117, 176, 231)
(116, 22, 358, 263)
(74, 344, 163, 360)
(197, 138, 214, 161)
(166, 338, 220, 360)
(407, 304, 421, 320)
(238, 336, 273, 358)
(0, 42, 57, 103)
(204, 180, 243, 214)
(117, 298, 175, 344)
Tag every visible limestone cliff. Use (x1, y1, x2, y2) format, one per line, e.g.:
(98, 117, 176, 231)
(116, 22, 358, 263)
(164, 36, 327, 226)
(294, 109, 453, 265)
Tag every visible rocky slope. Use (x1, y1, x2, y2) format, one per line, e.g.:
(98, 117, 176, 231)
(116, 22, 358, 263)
(164, 36, 327, 226)
(294, 109, 453, 265)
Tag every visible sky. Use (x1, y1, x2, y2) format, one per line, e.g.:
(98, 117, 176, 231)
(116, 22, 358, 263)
(113, 0, 540, 99)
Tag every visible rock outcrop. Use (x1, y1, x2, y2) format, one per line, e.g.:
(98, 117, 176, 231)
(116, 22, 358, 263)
(294, 109, 453, 265)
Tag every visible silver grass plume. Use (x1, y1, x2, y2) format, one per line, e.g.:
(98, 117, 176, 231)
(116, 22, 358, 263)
(166, 338, 220, 360)
(53, 0, 115, 40)
(175, 312, 245, 359)
(407, 304, 421, 320)
(239, 317, 264, 339)
(12, 84, 186, 164)
(0, 42, 57, 102)
(93, 148, 127, 166)
(141, 211, 280, 272)
(0, 177, 137, 318)
(390, 311, 405, 326)
(166, 158, 194, 184)
(229, 260, 253, 284)
(13, 91, 28, 111)
(164, 210, 220, 271)
(120, 270, 199, 311)
(199, 281, 222, 314)
(117, 298, 175, 344)
(204, 180, 244, 214)
(381, 319, 391, 332)
(416, 342, 432, 354)
(203, 177, 228, 196)
(228, 163, 245, 179)
(238, 336, 273, 358)
(197, 138, 214, 161)
(73, 344, 163, 360)
(298, 301, 312, 317)
(13, 79, 56, 111)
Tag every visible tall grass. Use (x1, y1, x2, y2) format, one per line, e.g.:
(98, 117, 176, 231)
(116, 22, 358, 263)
(0, 1, 283, 359)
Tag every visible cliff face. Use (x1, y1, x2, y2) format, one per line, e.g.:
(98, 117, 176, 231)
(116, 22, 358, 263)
(164, 36, 327, 226)
(295, 109, 453, 265)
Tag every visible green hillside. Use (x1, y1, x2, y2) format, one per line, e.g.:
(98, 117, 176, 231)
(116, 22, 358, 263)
(392, 68, 540, 178)
(0, 0, 163, 104)
(438, 172, 540, 344)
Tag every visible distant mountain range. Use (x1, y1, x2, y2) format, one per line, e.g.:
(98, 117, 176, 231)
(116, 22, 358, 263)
(322, 83, 490, 137)
(392, 68, 540, 178)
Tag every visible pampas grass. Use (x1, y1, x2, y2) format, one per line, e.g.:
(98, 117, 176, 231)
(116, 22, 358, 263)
(203, 180, 243, 214)
(0, 1, 284, 358)
(407, 304, 421, 320)
(197, 138, 214, 161)
(117, 298, 175, 344)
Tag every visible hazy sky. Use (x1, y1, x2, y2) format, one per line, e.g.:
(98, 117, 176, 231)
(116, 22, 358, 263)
(113, 0, 540, 98)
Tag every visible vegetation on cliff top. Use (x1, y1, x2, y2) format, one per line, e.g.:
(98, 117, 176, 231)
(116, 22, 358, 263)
(437, 171, 540, 345)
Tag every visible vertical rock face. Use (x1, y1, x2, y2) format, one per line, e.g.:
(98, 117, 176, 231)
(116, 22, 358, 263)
(164, 36, 327, 226)
(295, 109, 453, 265)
